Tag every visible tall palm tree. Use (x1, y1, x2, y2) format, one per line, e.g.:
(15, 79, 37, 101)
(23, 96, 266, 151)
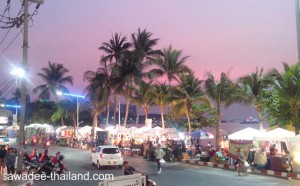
(149, 83, 171, 128)
(170, 73, 211, 133)
(150, 45, 192, 84)
(33, 61, 73, 100)
(131, 28, 162, 61)
(204, 72, 244, 150)
(110, 52, 144, 127)
(270, 62, 300, 135)
(84, 70, 109, 140)
(239, 67, 272, 130)
(131, 80, 155, 124)
(99, 33, 131, 125)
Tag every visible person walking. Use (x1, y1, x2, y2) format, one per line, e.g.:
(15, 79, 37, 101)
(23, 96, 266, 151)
(0, 146, 7, 174)
(237, 148, 247, 176)
(154, 144, 165, 174)
(5, 147, 16, 176)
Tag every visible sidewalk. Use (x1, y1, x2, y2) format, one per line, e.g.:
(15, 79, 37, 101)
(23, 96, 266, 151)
(181, 158, 300, 180)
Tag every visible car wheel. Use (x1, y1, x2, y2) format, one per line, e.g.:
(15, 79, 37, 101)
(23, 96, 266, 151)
(97, 161, 101, 170)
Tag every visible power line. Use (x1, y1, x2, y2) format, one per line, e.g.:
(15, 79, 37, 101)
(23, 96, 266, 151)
(0, 5, 23, 47)
(0, 0, 11, 24)
(0, 8, 38, 55)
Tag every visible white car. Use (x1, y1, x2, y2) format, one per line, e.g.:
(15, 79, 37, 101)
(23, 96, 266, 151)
(91, 145, 123, 169)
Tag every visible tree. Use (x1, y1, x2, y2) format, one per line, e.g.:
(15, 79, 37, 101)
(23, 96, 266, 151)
(51, 99, 76, 126)
(270, 62, 300, 135)
(84, 69, 108, 140)
(204, 72, 244, 150)
(33, 61, 73, 100)
(169, 73, 211, 133)
(99, 33, 131, 125)
(110, 52, 143, 127)
(238, 67, 272, 130)
(131, 28, 162, 61)
(149, 83, 171, 128)
(150, 45, 192, 84)
(131, 80, 155, 124)
(27, 100, 56, 124)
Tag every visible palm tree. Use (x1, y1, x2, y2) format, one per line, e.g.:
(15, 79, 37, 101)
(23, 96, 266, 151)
(51, 99, 76, 126)
(238, 67, 272, 130)
(150, 45, 192, 84)
(131, 28, 162, 61)
(170, 73, 211, 133)
(131, 80, 155, 124)
(84, 70, 109, 140)
(99, 33, 131, 125)
(204, 72, 244, 150)
(270, 62, 300, 135)
(33, 61, 73, 100)
(149, 83, 171, 128)
(110, 52, 144, 127)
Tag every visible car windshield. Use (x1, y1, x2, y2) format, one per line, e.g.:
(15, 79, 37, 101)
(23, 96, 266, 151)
(102, 148, 119, 154)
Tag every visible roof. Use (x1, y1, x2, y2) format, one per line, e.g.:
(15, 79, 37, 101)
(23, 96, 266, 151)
(96, 145, 118, 148)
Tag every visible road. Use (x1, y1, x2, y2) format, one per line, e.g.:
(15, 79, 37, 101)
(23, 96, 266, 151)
(1, 145, 299, 186)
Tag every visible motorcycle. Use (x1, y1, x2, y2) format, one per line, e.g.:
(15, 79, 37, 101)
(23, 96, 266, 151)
(44, 140, 51, 149)
(163, 147, 175, 163)
(28, 155, 67, 177)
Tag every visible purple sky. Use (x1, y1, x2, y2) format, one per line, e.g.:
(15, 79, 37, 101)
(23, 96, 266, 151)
(0, 0, 298, 99)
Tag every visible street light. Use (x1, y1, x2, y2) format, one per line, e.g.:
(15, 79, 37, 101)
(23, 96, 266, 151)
(11, 67, 26, 126)
(56, 91, 85, 139)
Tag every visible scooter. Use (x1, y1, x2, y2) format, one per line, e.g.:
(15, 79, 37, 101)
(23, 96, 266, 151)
(44, 140, 51, 149)
(163, 147, 175, 163)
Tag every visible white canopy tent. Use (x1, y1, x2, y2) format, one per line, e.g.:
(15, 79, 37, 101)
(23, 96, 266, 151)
(254, 128, 295, 141)
(228, 127, 264, 140)
(78, 125, 92, 133)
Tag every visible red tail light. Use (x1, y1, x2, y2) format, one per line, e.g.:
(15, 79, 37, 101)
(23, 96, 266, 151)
(46, 141, 50, 145)
(100, 154, 104, 158)
(118, 153, 122, 158)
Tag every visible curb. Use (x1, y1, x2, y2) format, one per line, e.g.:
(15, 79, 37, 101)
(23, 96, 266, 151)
(181, 159, 300, 180)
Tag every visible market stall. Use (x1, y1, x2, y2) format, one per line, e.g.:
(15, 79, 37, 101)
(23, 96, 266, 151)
(143, 126, 167, 143)
(6, 125, 19, 138)
(289, 134, 300, 173)
(254, 128, 296, 172)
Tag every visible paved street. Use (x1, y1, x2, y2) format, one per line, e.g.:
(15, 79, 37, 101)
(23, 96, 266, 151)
(1, 145, 300, 186)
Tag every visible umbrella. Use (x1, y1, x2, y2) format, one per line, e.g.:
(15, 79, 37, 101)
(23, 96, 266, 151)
(191, 130, 214, 139)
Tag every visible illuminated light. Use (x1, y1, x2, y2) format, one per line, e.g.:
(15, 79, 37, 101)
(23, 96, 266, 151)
(63, 93, 85, 98)
(11, 67, 26, 78)
(1, 104, 21, 108)
(295, 154, 300, 164)
(179, 132, 185, 140)
(56, 91, 63, 96)
(56, 91, 85, 98)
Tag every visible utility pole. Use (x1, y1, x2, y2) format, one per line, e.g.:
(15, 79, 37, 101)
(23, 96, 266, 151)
(16, 0, 29, 174)
(296, 0, 300, 61)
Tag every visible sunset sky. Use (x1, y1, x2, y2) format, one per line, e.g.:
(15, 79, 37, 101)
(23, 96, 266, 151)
(0, 0, 298, 100)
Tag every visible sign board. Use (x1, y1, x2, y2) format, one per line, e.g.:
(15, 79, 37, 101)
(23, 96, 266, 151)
(146, 119, 152, 128)
(0, 117, 8, 124)
(99, 174, 146, 186)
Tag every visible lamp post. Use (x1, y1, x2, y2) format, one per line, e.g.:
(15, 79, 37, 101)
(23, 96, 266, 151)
(10, 67, 25, 126)
(57, 91, 85, 139)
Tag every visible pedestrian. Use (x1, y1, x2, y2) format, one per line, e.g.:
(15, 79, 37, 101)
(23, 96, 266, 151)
(237, 148, 247, 176)
(284, 150, 293, 180)
(5, 147, 16, 176)
(154, 144, 165, 174)
(0, 146, 7, 174)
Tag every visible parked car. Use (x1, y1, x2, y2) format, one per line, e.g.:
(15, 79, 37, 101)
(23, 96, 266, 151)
(91, 145, 123, 169)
